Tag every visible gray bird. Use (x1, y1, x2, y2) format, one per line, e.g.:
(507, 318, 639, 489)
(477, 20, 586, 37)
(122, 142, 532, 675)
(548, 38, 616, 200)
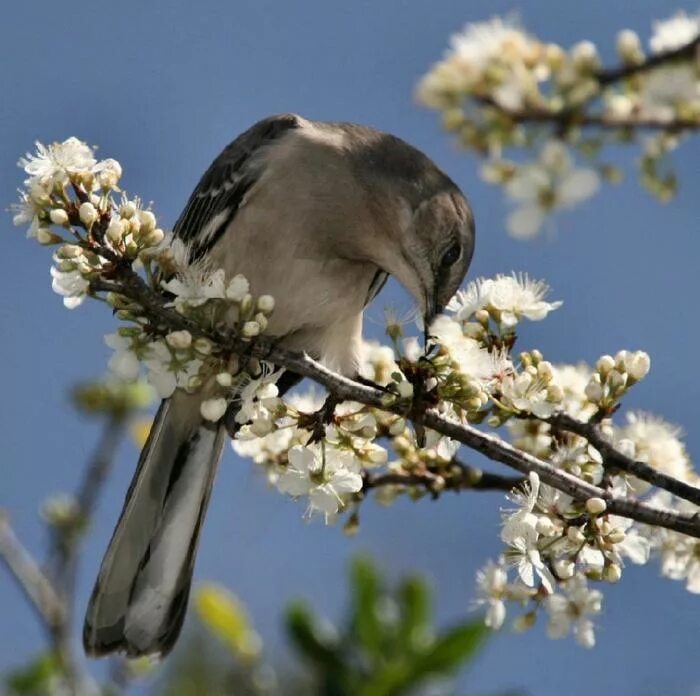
(83, 113, 475, 658)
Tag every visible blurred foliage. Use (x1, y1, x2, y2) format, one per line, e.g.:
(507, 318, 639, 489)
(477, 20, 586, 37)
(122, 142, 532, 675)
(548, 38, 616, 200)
(72, 379, 154, 418)
(160, 556, 489, 696)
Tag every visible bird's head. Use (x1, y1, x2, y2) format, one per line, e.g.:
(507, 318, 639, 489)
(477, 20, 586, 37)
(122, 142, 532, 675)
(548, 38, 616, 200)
(380, 188, 475, 330)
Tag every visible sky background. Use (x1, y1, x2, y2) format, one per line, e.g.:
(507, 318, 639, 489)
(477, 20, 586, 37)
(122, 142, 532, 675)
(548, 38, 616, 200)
(1, 1, 699, 694)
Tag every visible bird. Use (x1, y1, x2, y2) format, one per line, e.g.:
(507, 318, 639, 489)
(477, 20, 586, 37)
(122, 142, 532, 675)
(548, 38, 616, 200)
(83, 113, 475, 658)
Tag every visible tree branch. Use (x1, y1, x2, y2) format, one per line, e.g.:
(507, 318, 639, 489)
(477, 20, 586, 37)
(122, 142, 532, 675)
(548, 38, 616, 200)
(88, 269, 700, 539)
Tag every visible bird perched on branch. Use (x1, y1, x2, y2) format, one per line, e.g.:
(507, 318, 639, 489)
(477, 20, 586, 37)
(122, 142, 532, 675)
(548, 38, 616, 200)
(84, 113, 475, 657)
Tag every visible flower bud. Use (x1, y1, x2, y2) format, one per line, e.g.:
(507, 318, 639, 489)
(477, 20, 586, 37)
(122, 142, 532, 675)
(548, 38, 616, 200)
(596, 354, 615, 375)
(606, 528, 626, 544)
(536, 515, 556, 536)
(254, 313, 268, 332)
(166, 330, 192, 349)
(567, 526, 586, 544)
(144, 227, 165, 247)
(37, 226, 57, 244)
(607, 369, 626, 391)
(547, 384, 564, 403)
(239, 294, 254, 316)
(585, 375, 604, 402)
(585, 497, 607, 515)
(397, 380, 414, 399)
(49, 208, 69, 226)
(242, 321, 260, 338)
(616, 29, 643, 63)
(120, 200, 137, 218)
(571, 40, 600, 71)
(57, 244, 83, 259)
(97, 159, 122, 189)
(554, 559, 575, 579)
(626, 351, 650, 381)
(604, 563, 622, 583)
(200, 398, 227, 422)
(537, 361, 553, 381)
(138, 210, 157, 233)
(216, 372, 233, 387)
(193, 337, 213, 355)
(257, 294, 275, 314)
(106, 219, 125, 243)
(78, 202, 98, 226)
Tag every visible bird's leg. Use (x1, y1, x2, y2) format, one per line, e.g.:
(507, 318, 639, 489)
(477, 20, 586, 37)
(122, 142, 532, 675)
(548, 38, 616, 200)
(298, 392, 341, 443)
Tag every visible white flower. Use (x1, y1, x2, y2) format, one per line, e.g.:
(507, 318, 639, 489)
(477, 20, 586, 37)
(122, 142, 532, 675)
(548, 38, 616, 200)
(104, 333, 140, 381)
(504, 533, 555, 592)
(545, 574, 602, 648)
(416, 16, 545, 110)
(18, 137, 96, 186)
(501, 472, 540, 544)
(606, 515, 651, 566)
(649, 11, 700, 53)
(358, 340, 399, 386)
(50, 265, 88, 309)
(616, 412, 692, 482)
(226, 274, 250, 302)
(449, 16, 531, 70)
(450, 273, 561, 328)
(500, 370, 558, 418)
(430, 315, 505, 383)
(275, 444, 363, 523)
(639, 66, 700, 122)
(474, 561, 508, 629)
(162, 267, 227, 310)
(234, 369, 282, 425)
(504, 141, 600, 239)
(144, 340, 202, 398)
(550, 363, 597, 421)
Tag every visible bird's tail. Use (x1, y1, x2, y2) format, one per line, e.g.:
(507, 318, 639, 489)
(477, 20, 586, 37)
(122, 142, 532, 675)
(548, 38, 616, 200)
(83, 390, 226, 658)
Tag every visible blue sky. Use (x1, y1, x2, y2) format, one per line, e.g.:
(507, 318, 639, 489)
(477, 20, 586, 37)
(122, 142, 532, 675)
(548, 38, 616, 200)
(1, 1, 699, 694)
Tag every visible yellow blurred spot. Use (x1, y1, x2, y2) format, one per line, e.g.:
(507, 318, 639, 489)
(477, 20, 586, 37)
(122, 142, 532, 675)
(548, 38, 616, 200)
(195, 583, 262, 660)
(131, 419, 153, 449)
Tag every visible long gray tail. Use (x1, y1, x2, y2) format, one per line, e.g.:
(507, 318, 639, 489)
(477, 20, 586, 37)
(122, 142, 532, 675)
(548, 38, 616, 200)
(83, 391, 226, 658)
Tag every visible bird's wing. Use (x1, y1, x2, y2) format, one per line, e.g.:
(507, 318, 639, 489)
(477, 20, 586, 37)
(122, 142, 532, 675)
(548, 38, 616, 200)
(173, 113, 302, 261)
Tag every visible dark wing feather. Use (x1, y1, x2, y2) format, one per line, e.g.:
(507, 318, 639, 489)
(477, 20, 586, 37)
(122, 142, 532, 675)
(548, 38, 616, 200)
(173, 113, 301, 261)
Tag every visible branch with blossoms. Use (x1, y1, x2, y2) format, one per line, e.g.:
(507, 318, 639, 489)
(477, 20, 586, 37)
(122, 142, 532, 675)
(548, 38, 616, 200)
(7, 138, 700, 651)
(417, 11, 700, 238)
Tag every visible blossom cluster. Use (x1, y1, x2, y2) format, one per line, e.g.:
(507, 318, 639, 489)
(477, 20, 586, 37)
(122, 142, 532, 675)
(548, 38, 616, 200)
(417, 12, 700, 238)
(13, 139, 277, 420)
(13, 140, 700, 649)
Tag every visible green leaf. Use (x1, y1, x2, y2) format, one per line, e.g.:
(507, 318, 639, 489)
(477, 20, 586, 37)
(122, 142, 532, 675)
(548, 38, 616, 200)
(357, 619, 489, 696)
(5, 652, 61, 695)
(396, 576, 432, 654)
(349, 556, 384, 655)
(414, 620, 489, 675)
(285, 602, 342, 669)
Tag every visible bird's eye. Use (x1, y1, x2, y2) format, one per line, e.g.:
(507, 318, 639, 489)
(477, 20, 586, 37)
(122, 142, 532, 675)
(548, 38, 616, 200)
(440, 242, 461, 268)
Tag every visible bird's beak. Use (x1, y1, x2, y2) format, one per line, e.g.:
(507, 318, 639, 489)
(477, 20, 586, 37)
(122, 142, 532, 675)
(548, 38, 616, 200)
(422, 291, 440, 347)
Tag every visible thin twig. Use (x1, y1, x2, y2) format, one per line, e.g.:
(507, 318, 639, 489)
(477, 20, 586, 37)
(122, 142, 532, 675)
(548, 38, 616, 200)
(46, 415, 127, 691)
(595, 35, 700, 85)
(363, 460, 522, 495)
(0, 511, 65, 630)
(547, 412, 700, 506)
